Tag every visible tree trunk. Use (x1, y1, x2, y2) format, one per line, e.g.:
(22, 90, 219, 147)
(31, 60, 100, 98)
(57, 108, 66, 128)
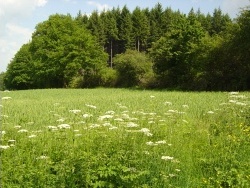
(110, 40, 113, 68)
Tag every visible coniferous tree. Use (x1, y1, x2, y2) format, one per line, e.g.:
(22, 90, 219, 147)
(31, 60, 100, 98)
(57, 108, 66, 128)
(102, 10, 119, 67)
(118, 6, 133, 52)
(131, 7, 150, 52)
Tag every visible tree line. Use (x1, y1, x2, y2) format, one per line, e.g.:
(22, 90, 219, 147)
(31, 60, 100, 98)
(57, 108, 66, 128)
(2, 3, 250, 90)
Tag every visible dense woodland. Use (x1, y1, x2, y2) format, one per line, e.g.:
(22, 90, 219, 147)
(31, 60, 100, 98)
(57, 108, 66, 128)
(2, 3, 250, 90)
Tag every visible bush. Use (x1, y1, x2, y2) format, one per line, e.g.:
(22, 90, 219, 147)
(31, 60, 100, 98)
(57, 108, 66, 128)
(113, 50, 154, 88)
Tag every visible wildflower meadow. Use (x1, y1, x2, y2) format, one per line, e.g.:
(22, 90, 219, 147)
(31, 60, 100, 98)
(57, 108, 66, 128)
(0, 89, 249, 187)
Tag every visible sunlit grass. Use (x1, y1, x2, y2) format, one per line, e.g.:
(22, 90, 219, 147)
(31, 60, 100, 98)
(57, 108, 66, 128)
(1, 89, 249, 187)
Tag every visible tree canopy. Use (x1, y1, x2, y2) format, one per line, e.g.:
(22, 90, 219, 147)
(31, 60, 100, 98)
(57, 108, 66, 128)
(3, 3, 250, 91)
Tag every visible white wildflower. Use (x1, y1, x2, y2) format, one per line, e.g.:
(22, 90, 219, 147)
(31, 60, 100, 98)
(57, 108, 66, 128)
(182, 104, 189, 108)
(150, 95, 155, 98)
(0, 130, 6, 135)
(73, 130, 80, 132)
(57, 118, 65, 122)
(89, 124, 100, 128)
(230, 95, 246, 99)
(8, 139, 16, 143)
(121, 114, 130, 119)
(109, 126, 118, 130)
(0, 145, 10, 149)
(114, 118, 123, 122)
(48, 126, 58, 130)
(85, 104, 97, 109)
(28, 134, 37, 138)
(98, 115, 113, 121)
(168, 174, 176, 177)
(69, 109, 81, 114)
(18, 129, 28, 133)
(122, 110, 129, 114)
(146, 141, 156, 146)
(161, 156, 174, 160)
(2, 97, 12, 100)
(168, 110, 178, 113)
(4, 90, 10, 92)
(229, 91, 239, 95)
(105, 110, 115, 115)
(75, 134, 82, 137)
(229, 100, 237, 103)
(178, 111, 186, 114)
(149, 112, 157, 116)
(175, 169, 181, 172)
(103, 122, 112, 127)
(171, 159, 180, 163)
(164, 101, 172, 105)
(168, 144, 172, 146)
(235, 102, 246, 106)
(36, 155, 49, 160)
(155, 140, 166, 144)
(148, 121, 155, 124)
(58, 124, 70, 129)
(127, 122, 139, 128)
(139, 128, 153, 136)
(82, 113, 92, 118)
(0, 105, 3, 107)
(207, 111, 215, 114)
(14, 125, 22, 129)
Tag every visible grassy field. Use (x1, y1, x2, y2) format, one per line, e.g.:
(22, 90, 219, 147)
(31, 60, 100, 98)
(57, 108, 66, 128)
(0, 88, 250, 187)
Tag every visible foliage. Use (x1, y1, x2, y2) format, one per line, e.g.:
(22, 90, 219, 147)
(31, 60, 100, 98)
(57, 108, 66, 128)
(5, 14, 108, 89)
(113, 50, 153, 87)
(4, 43, 33, 90)
(4, 3, 250, 90)
(0, 72, 6, 90)
(150, 17, 205, 89)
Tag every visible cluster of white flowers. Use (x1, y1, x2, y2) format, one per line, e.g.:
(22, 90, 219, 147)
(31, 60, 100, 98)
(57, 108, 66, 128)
(2, 97, 12, 100)
(82, 113, 92, 118)
(98, 115, 113, 121)
(48, 126, 58, 131)
(85, 104, 97, 109)
(161, 156, 174, 160)
(127, 122, 139, 128)
(58, 124, 70, 129)
(69, 109, 81, 114)
(57, 118, 65, 122)
(146, 140, 170, 146)
(28, 134, 37, 138)
(164, 101, 172, 105)
(18, 129, 28, 133)
(36, 155, 49, 160)
(139, 128, 153, 136)
(105, 110, 115, 115)
(0, 145, 10, 149)
(207, 111, 215, 114)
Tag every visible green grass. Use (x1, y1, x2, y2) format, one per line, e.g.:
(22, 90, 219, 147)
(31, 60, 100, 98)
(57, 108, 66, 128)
(1, 89, 250, 187)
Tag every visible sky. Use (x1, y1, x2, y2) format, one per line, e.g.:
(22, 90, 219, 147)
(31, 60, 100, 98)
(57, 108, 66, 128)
(0, 0, 249, 72)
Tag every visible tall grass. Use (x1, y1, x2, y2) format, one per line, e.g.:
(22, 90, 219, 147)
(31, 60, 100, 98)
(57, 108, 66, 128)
(1, 89, 249, 187)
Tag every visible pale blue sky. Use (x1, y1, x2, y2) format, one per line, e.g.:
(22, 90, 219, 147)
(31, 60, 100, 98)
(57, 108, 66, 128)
(0, 0, 249, 72)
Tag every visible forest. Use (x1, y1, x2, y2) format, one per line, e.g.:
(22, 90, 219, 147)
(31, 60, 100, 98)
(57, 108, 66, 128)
(1, 3, 250, 91)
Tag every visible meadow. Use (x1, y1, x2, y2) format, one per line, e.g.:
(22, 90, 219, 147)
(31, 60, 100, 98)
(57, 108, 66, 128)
(0, 88, 249, 187)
